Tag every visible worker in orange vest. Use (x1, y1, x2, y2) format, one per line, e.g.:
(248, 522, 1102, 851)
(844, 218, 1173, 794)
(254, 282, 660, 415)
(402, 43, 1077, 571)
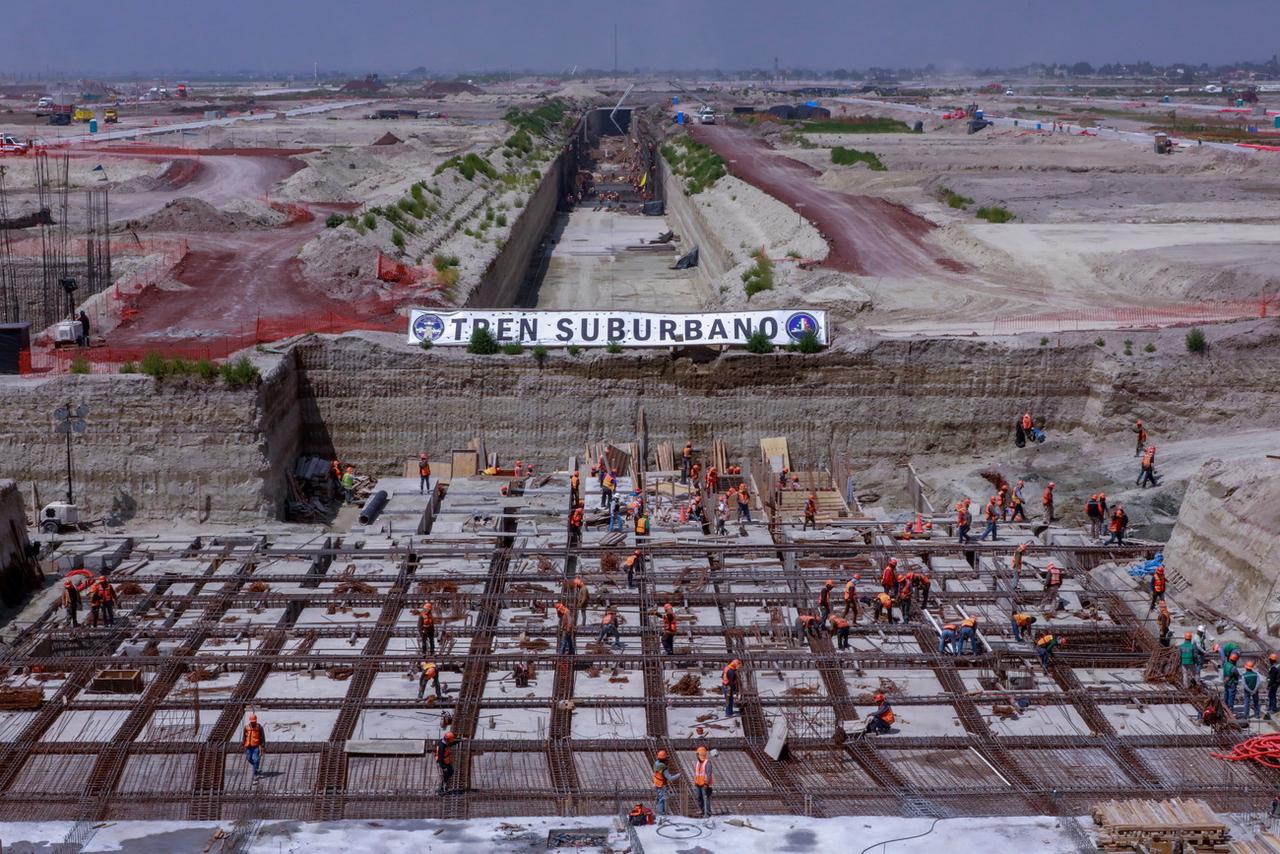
(418, 453, 432, 494)
(1133, 419, 1148, 456)
(660, 603, 678, 654)
(96, 575, 116, 626)
(1105, 505, 1128, 546)
(601, 469, 618, 508)
(598, 607, 622, 648)
(939, 622, 958, 654)
(873, 591, 895, 624)
(573, 576, 589, 625)
(958, 615, 980, 654)
(722, 659, 741, 717)
(864, 692, 895, 735)
(61, 579, 80, 627)
(880, 558, 899, 597)
(652, 749, 681, 820)
(829, 614, 851, 649)
(1009, 480, 1027, 522)
(1148, 565, 1168, 614)
(1138, 445, 1158, 489)
(625, 549, 641, 588)
(736, 484, 752, 523)
(87, 584, 105, 628)
(569, 470, 581, 506)
(242, 713, 265, 777)
(681, 441, 694, 483)
(1041, 562, 1063, 611)
(555, 602, 575, 655)
(418, 661, 442, 700)
(693, 746, 714, 817)
(896, 576, 914, 622)
(979, 495, 1000, 541)
(418, 602, 436, 655)
(568, 503, 585, 547)
(913, 571, 932, 611)
(955, 499, 972, 544)
(1010, 611, 1037, 643)
(1155, 602, 1172, 647)
(705, 466, 718, 493)
(634, 512, 650, 539)
(818, 578, 835, 622)
(842, 574, 861, 620)
(803, 493, 817, 530)
(1041, 482, 1055, 523)
(1021, 411, 1033, 432)
(690, 461, 701, 486)
(435, 731, 458, 795)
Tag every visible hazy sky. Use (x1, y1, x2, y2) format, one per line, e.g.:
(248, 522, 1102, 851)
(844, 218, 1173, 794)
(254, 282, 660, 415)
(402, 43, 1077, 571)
(2, 0, 1272, 75)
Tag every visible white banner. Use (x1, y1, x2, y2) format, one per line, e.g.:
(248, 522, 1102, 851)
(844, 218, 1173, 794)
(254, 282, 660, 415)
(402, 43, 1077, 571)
(407, 309, 827, 347)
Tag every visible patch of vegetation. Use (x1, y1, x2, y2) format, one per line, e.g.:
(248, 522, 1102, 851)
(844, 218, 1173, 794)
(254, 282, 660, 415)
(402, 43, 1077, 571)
(391, 229, 406, 250)
(434, 152, 498, 181)
(1039, 337, 1049, 347)
(325, 213, 345, 228)
(531, 344, 548, 365)
(467, 326, 499, 355)
(1185, 327, 1206, 353)
(433, 254, 459, 272)
(745, 331, 775, 354)
(1094, 337, 1106, 347)
(219, 356, 260, 388)
(788, 331, 824, 354)
(939, 187, 973, 210)
(1144, 342, 1156, 353)
(830, 146, 886, 170)
(362, 212, 377, 229)
(605, 340, 624, 354)
(69, 355, 90, 374)
(975, 205, 1014, 223)
(501, 342, 524, 355)
(495, 212, 507, 227)
(419, 338, 432, 351)
(800, 116, 911, 134)
(662, 135, 727, 194)
(566, 345, 582, 357)
(503, 128, 535, 158)
(1123, 338, 1134, 356)
(503, 100, 569, 138)
(741, 249, 775, 298)
(119, 361, 136, 374)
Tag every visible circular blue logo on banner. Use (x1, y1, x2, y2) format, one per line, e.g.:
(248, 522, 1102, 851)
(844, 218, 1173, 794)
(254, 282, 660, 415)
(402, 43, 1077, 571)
(785, 312, 820, 340)
(412, 313, 445, 342)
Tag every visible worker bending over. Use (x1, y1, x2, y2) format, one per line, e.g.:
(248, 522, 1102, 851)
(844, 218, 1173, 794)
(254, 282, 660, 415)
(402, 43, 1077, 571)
(418, 661, 442, 700)
(864, 692, 895, 735)
(1010, 611, 1036, 643)
(1036, 633, 1064, 669)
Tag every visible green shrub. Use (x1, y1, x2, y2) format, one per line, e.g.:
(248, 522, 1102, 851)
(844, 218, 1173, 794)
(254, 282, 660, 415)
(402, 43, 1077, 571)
(745, 331, 775, 354)
(419, 338, 432, 351)
(119, 361, 136, 374)
(664, 135, 727, 193)
(140, 351, 167, 377)
(1144, 342, 1156, 353)
(975, 205, 1014, 223)
(790, 331, 823, 354)
(467, 326, 499, 355)
(605, 340, 623, 354)
(940, 187, 974, 209)
(69, 355, 90, 374)
(1039, 337, 1049, 346)
(324, 213, 345, 228)
(391, 229, 406, 250)
(741, 249, 775, 298)
(195, 359, 218, 379)
(1094, 337, 1106, 347)
(800, 116, 911, 134)
(219, 356, 261, 388)
(531, 344, 548, 365)
(501, 342, 524, 355)
(1185, 327, 1206, 353)
(362, 212, 377, 229)
(567, 345, 582, 356)
(830, 147, 886, 170)
(495, 213, 507, 227)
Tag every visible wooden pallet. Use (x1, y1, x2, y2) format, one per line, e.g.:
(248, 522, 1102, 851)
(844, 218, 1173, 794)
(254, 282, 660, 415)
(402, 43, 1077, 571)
(1092, 798, 1230, 852)
(1231, 831, 1280, 853)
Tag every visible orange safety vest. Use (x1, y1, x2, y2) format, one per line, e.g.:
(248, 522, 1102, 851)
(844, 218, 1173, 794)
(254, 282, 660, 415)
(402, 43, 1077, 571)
(881, 566, 896, 588)
(943, 623, 957, 632)
(570, 508, 584, 527)
(602, 612, 614, 626)
(635, 516, 649, 535)
(961, 617, 976, 629)
(722, 664, 738, 686)
(1042, 488, 1053, 505)
(420, 610, 434, 630)
(571, 473, 580, 489)
(1142, 450, 1155, 467)
(423, 665, 438, 680)
(695, 758, 712, 786)
(738, 488, 749, 504)
(876, 592, 892, 608)
(1014, 613, 1033, 629)
(1022, 414, 1032, 430)
(831, 617, 849, 630)
(985, 502, 998, 521)
(683, 444, 692, 459)
(1109, 513, 1123, 532)
(653, 765, 667, 788)
(1047, 566, 1061, 586)
(844, 581, 856, 601)
(879, 706, 896, 725)
(956, 507, 969, 526)
(242, 723, 263, 748)
(100, 582, 115, 602)
(1037, 634, 1055, 648)
(805, 499, 816, 516)
(662, 612, 677, 634)
(419, 460, 431, 477)
(604, 474, 617, 493)
(1153, 573, 1166, 592)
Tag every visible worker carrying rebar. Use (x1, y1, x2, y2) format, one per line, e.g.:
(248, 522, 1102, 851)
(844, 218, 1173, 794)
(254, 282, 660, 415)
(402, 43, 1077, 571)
(418, 602, 436, 655)
(873, 591, 895, 624)
(843, 574, 861, 620)
(1180, 632, 1202, 688)
(864, 692, 895, 735)
(818, 578, 835, 622)
(435, 731, 458, 795)
(721, 659, 741, 717)
(958, 615, 980, 654)
(681, 441, 693, 483)
(1147, 565, 1167, 614)
(652, 749, 681, 822)
(829, 614, 851, 649)
(803, 493, 818, 530)
(555, 602, 575, 655)
(573, 577, 589, 626)
(660, 603, 678, 654)
(418, 453, 432, 494)
(693, 746, 714, 818)
(418, 661, 442, 700)
(1011, 612, 1037, 643)
(1035, 633, 1064, 669)
(95, 575, 115, 626)
(242, 713, 265, 778)
(61, 579, 80, 627)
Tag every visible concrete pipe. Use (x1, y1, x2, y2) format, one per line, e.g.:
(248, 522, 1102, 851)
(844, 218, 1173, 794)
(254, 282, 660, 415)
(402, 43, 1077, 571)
(358, 491, 388, 525)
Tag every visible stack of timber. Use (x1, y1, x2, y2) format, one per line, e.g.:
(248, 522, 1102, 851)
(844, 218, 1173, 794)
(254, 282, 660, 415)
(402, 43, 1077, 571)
(1092, 798, 1230, 852)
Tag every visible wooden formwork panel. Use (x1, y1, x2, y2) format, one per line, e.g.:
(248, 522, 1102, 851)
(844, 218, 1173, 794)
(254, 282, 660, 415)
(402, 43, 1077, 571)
(222, 751, 319, 794)
(469, 750, 551, 791)
(8, 754, 95, 794)
(573, 750, 654, 791)
(1007, 748, 1132, 788)
(787, 748, 877, 791)
(875, 748, 1004, 789)
(116, 753, 195, 793)
(345, 755, 435, 793)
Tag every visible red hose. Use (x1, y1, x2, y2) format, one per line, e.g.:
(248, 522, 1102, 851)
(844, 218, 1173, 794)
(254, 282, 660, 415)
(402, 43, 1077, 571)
(1211, 734, 1280, 769)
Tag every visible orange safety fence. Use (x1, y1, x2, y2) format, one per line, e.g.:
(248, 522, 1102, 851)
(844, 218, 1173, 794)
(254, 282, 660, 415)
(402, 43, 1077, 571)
(990, 297, 1276, 336)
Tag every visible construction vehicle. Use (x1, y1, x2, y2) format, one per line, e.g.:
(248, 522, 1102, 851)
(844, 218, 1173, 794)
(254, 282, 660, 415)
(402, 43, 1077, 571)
(0, 134, 31, 155)
(697, 106, 716, 125)
(49, 112, 72, 126)
(39, 502, 79, 534)
(73, 107, 94, 123)
(1153, 133, 1174, 155)
(103, 107, 119, 124)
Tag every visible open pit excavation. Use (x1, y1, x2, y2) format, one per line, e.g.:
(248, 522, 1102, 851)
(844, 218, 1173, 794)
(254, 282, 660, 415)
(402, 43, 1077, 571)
(3, 7, 1280, 851)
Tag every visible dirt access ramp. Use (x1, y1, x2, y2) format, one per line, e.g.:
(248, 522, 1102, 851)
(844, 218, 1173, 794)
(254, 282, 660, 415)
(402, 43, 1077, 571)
(690, 124, 962, 277)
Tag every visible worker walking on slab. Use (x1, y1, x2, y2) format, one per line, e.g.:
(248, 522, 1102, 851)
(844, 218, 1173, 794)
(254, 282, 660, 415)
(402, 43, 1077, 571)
(681, 442, 693, 484)
(1131, 419, 1148, 456)
(1155, 603, 1172, 647)
(1009, 480, 1027, 522)
(818, 579, 835, 623)
(1086, 494, 1104, 539)
(87, 583, 105, 629)
(573, 577, 589, 626)
(1105, 505, 1128, 546)
(842, 574, 861, 620)
(1180, 632, 1203, 688)
(1243, 661, 1264, 719)
(721, 659, 741, 717)
(1035, 633, 1064, 670)
(660, 603, 678, 654)
(1137, 445, 1159, 488)
(803, 493, 818, 530)
(830, 614, 851, 649)
(1011, 611, 1037, 643)
(569, 470, 581, 506)
(435, 731, 458, 795)
(864, 692, 895, 735)
(1041, 482, 1055, 523)
(955, 499, 972, 544)
(958, 615, 980, 654)
(97, 576, 115, 626)
(242, 713, 265, 778)
(1149, 566, 1169, 615)
(418, 602, 436, 655)
(979, 495, 1000, 541)
(418, 453, 432, 494)
(736, 484, 752, 523)
(1040, 562, 1063, 612)
(61, 579, 80, 627)
(693, 746, 714, 818)
(418, 661, 443, 700)
(555, 602, 575, 655)
(652, 749, 681, 821)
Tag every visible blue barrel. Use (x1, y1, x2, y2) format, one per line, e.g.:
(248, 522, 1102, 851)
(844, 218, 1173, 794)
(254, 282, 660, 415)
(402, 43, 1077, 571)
(672, 96, 680, 105)
(1236, 99, 1245, 107)
(675, 111, 684, 124)
(88, 119, 98, 133)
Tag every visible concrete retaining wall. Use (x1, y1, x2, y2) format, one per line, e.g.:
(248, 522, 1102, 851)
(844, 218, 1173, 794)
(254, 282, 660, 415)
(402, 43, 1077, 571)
(0, 480, 39, 607)
(660, 155, 732, 288)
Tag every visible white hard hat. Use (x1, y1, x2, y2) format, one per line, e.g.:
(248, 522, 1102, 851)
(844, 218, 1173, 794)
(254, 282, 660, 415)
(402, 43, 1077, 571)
(1197, 625, 1206, 633)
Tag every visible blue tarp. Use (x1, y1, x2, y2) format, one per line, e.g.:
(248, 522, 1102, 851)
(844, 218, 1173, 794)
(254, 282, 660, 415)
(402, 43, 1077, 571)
(1128, 554, 1164, 577)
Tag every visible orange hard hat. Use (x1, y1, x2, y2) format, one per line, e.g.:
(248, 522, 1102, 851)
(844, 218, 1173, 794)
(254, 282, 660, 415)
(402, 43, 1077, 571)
(657, 749, 668, 760)
(420, 452, 428, 460)
(98, 575, 107, 582)
(63, 580, 72, 587)
(1246, 661, 1256, 670)
(853, 574, 861, 580)
(445, 731, 457, 742)
(1184, 632, 1193, 640)
(1230, 651, 1240, 660)
(1047, 482, 1055, 488)
(573, 577, 584, 587)
(1155, 565, 1165, 573)
(1271, 653, 1278, 662)
(731, 658, 741, 668)
(663, 603, 673, 612)
(873, 692, 885, 702)
(888, 557, 898, 565)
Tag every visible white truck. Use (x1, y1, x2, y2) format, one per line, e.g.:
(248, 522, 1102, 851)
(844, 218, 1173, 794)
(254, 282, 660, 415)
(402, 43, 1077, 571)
(0, 134, 31, 155)
(697, 106, 716, 125)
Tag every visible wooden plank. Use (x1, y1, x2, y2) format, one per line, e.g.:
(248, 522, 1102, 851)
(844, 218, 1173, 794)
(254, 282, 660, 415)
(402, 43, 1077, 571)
(759, 437, 790, 473)
(451, 449, 479, 478)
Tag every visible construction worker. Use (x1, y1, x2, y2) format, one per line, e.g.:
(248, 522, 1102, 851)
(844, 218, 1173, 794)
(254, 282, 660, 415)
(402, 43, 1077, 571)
(1041, 482, 1055, 523)
(864, 692, 895, 735)
(939, 622, 958, 654)
(598, 608, 622, 648)
(1137, 445, 1158, 489)
(693, 746, 713, 818)
(1267, 653, 1280, 718)
(803, 493, 817, 530)
(958, 615, 980, 655)
(721, 659, 741, 717)
(1224, 651, 1241, 712)
(61, 579, 80, 627)
(87, 583, 104, 629)
(573, 577, 589, 626)
(818, 579, 835, 623)
(1193, 626, 1210, 681)
(690, 461, 701, 486)
(1011, 542, 1028, 578)
(1041, 562, 1063, 611)
(1021, 410, 1033, 434)
(625, 549, 641, 588)
(955, 499, 972, 544)
(714, 495, 728, 536)
(913, 571, 932, 611)
(97, 575, 116, 626)
(736, 484, 751, 523)
(660, 603, 678, 654)
(1105, 505, 1128, 546)
(634, 511, 650, 541)
(880, 558, 899, 597)
(795, 613, 823, 640)
(896, 579, 913, 623)
(681, 441, 693, 483)
(594, 455, 607, 486)
(418, 453, 432, 494)
(601, 468, 618, 509)
(1146, 565, 1167, 613)
(1086, 494, 1104, 539)
(1155, 603, 1172, 647)
(979, 494, 1000, 541)
(1179, 632, 1202, 688)
(569, 470, 581, 506)
(1035, 633, 1064, 670)
(418, 661, 442, 700)
(652, 749, 681, 820)
(418, 602, 436, 655)
(568, 503, 585, 547)
(842, 574, 861, 620)
(242, 713, 265, 778)
(340, 466, 356, 503)
(1133, 419, 1147, 456)
(1009, 480, 1027, 522)
(705, 466, 718, 493)
(1011, 612, 1036, 643)
(873, 591, 895, 624)
(997, 484, 1010, 521)
(1243, 661, 1263, 719)
(830, 614, 851, 649)
(555, 602, 575, 655)
(435, 731, 458, 795)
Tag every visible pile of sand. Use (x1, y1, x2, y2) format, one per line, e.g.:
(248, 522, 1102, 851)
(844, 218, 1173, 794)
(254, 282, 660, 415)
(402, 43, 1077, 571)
(554, 83, 606, 101)
(129, 197, 264, 232)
